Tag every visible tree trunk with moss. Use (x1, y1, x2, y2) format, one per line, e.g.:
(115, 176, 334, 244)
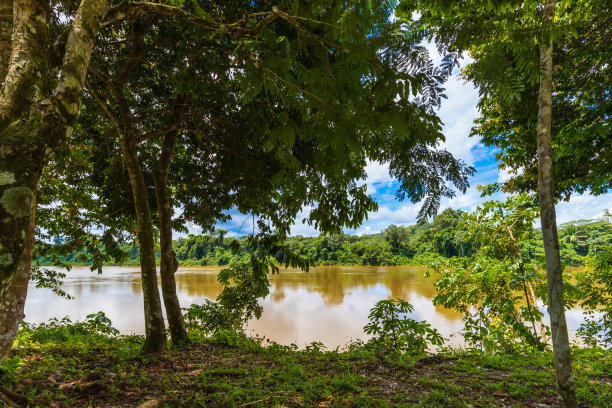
(0, 193, 35, 359)
(537, 1, 576, 407)
(101, 20, 170, 354)
(0, 0, 110, 297)
(153, 117, 189, 345)
(118, 123, 167, 354)
(0, 0, 12, 82)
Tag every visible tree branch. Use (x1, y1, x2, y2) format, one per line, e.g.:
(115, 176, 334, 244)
(85, 80, 122, 137)
(103, 2, 278, 38)
(49, 0, 111, 139)
(0, 0, 49, 126)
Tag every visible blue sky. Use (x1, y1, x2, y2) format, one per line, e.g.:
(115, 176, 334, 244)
(201, 47, 611, 238)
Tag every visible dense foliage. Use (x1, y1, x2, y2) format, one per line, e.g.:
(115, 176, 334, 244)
(428, 196, 549, 353)
(574, 247, 612, 347)
(401, 0, 611, 200)
(39, 209, 612, 268)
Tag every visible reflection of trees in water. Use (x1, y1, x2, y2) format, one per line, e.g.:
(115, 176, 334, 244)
(71, 281, 84, 297)
(268, 266, 442, 307)
(270, 286, 286, 302)
(168, 266, 450, 309)
(62, 266, 459, 319)
(130, 278, 142, 294)
(174, 271, 222, 300)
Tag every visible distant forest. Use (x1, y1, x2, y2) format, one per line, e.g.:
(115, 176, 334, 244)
(39, 209, 612, 268)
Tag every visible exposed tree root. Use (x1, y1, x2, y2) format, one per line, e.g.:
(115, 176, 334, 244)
(0, 390, 22, 408)
(0, 383, 27, 406)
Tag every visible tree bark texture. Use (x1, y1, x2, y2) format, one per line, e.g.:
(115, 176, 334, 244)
(537, 1, 577, 407)
(0, 0, 12, 82)
(0, 0, 110, 297)
(119, 125, 167, 354)
(0, 192, 35, 359)
(153, 122, 189, 345)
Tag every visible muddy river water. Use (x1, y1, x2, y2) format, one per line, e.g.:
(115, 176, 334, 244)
(24, 265, 587, 349)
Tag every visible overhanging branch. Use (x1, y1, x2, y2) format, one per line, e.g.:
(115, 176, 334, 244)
(103, 2, 278, 38)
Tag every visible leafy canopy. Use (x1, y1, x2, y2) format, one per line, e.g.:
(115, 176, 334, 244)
(397, 0, 611, 200)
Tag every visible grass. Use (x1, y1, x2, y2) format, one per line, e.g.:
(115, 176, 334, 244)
(3, 325, 611, 407)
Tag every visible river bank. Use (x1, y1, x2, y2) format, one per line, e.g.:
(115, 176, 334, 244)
(6, 323, 611, 408)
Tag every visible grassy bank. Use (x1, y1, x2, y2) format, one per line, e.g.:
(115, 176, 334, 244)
(4, 322, 611, 407)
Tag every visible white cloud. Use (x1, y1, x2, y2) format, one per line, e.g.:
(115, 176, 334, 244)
(368, 204, 420, 224)
(289, 220, 320, 237)
(437, 75, 480, 166)
(364, 160, 392, 184)
(497, 167, 513, 184)
(555, 192, 612, 225)
(361, 160, 393, 195)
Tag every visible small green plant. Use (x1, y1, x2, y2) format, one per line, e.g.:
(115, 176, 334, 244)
(183, 300, 239, 335)
(363, 298, 444, 355)
(207, 329, 246, 347)
(0, 356, 23, 383)
(84, 312, 120, 335)
(18, 312, 118, 343)
(305, 341, 327, 354)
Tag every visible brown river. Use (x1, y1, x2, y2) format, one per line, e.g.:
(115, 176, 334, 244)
(23, 265, 587, 349)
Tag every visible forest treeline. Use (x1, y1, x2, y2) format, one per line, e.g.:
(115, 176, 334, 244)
(40, 208, 612, 268)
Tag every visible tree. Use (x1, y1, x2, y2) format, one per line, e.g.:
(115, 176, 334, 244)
(429, 208, 463, 257)
(533, 2, 577, 405)
(384, 225, 406, 250)
(0, 193, 35, 359)
(11, 0, 475, 355)
(216, 230, 228, 247)
(83, 19, 194, 352)
(428, 194, 548, 352)
(397, 1, 612, 406)
(0, 0, 288, 298)
(453, 229, 470, 257)
(0, 0, 110, 296)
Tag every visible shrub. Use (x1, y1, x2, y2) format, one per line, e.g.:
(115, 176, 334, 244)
(363, 299, 444, 355)
(18, 312, 119, 344)
(183, 300, 239, 336)
(576, 246, 612, 348)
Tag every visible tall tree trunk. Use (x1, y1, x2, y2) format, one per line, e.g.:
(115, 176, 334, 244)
(102, 19, 166, 354)
(0, 0, 48, 298)
(537, 1, 577, 407)
(0, 152, 38, 298)
(0, 0, 110, 296)
(119, 126, 167, 354)
(153, 121, 189, 345)
(0, 193, 35, 359)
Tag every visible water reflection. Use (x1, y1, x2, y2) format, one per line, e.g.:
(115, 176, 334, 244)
(23, 265, 584, 349)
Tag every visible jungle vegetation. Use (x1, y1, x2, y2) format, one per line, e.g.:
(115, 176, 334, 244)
(38, 209, 612, 268)
(0, 0, 610, 407)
